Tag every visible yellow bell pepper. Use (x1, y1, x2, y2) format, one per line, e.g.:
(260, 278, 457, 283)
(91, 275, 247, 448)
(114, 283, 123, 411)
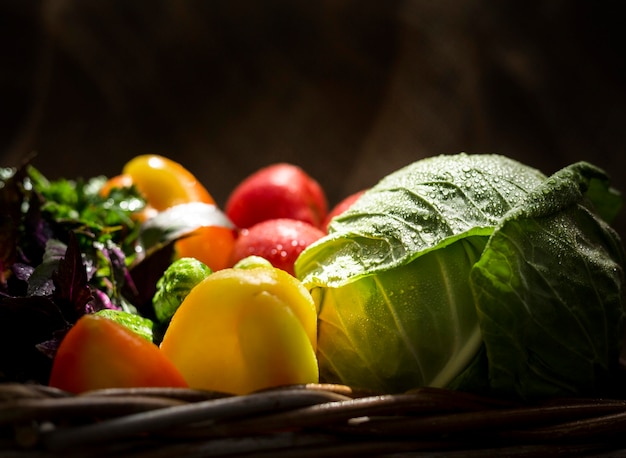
(159, 265, 318, 394)
(103, 154, 237, 271)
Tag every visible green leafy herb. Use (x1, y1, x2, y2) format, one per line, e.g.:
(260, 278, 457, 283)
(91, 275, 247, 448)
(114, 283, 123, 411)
(0, 162, 146, 383)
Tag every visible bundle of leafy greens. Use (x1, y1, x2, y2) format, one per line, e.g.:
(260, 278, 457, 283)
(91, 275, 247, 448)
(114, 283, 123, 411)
(0, 163, 146, 383)
(295, 153, 625, 400)
(0, 161, 230, 384)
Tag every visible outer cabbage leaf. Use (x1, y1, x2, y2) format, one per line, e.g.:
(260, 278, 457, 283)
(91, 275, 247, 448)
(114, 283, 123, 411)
(296, 153, 546, 288)
(468, 162, 625, 399)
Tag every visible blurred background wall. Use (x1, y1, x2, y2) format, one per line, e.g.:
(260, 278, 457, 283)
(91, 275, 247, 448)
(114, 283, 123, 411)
(2, 0, 625, 235)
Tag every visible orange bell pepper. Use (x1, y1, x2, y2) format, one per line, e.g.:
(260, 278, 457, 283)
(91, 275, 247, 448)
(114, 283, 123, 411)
(49, 314, 187, 393)
(102, 154, 236, 271)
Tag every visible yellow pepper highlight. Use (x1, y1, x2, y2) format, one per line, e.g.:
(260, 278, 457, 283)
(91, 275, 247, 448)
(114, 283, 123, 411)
(159, 265, 318, 394)
(122, 154, 216, 211)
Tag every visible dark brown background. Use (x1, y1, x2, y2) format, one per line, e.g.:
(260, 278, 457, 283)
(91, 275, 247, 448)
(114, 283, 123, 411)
(2, 0, 625, 237)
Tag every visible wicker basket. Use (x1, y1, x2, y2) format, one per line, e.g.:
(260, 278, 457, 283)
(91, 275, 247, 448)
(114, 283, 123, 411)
(2, 382, 626, 457)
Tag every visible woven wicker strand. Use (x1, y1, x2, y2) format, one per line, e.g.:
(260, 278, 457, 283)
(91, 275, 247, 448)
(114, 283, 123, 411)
(2, 383, 626, 457)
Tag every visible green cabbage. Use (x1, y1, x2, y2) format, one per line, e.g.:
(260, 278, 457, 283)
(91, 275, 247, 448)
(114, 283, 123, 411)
(295, 153, 625, 399)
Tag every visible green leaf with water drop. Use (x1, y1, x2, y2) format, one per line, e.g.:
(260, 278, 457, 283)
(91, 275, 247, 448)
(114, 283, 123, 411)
(295, 154, 625, 399)
(297, 154, 546, 287)
(470, 161, 625, 398)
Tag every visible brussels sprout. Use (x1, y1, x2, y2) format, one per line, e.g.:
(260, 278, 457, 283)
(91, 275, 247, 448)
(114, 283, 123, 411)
(295, 153, 625, 400)
(153, 257, 212, 323)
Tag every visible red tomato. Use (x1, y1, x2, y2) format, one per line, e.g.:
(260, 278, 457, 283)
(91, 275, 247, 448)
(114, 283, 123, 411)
(225, 163, 328, 229)
(230, 218, 325, 276)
